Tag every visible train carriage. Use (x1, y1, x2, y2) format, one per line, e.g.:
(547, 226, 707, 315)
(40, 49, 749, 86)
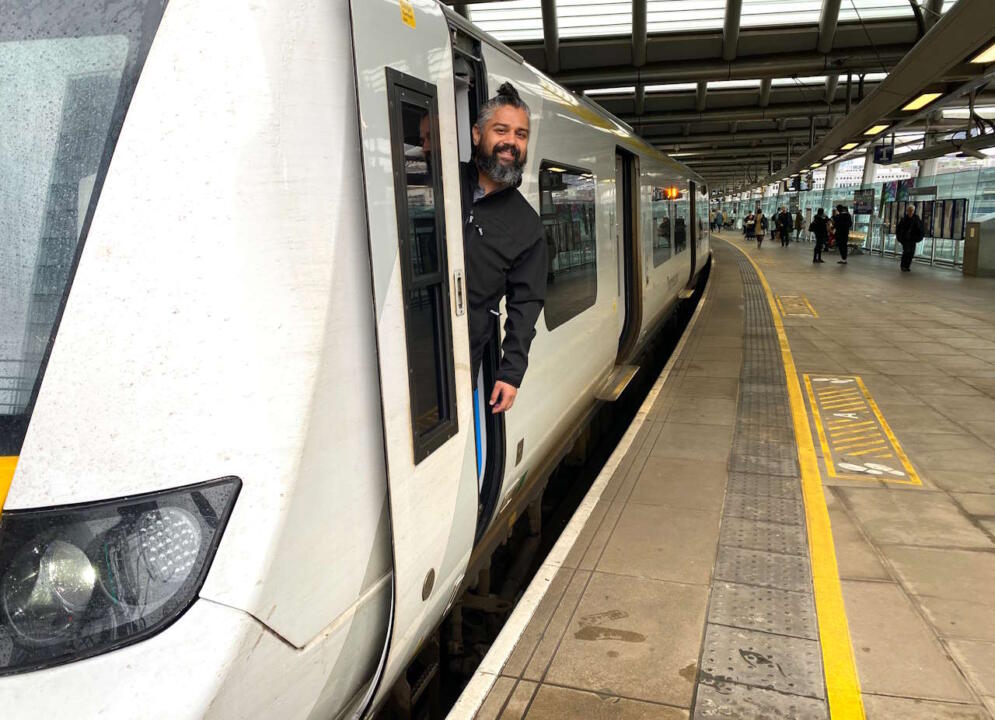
(0, 1, 708, 718)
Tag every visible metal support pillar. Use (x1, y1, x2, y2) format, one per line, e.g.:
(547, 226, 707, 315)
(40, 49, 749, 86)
(722, 0, 743, 62)
(824, 162, 838, 189)
(633, 0, 647, 67)
(696, 81, 708, 112)
(541, 0, 559, 74)
(861, 146, 877, 186)
(758, 78, 772, 108)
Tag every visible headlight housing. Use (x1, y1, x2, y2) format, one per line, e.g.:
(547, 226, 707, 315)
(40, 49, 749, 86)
(0, 476, 240, 675)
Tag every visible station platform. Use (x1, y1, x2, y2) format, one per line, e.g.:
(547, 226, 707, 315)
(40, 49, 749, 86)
(455, 235, 995, 720)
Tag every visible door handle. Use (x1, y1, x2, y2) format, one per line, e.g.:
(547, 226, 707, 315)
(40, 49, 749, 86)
(454, 269, 465, 316)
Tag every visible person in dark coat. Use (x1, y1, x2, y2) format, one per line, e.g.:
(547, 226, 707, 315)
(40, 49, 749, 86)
(460, 82, 547, 413)
(778, 207, 793, 247)
(895, 204, 925, 272)
(809, 208, 829, 263)
(835, 204, 853, 264)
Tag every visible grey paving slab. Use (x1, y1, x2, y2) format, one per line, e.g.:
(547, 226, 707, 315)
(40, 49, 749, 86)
(504, 567, 574, 677)
(500, 680, 538, 720)
(713, 546, 813, 593)
(670, 376, 740, 399)
(839, 488, 993, 548)
(725, 472, 801, 499)
(521, 571, 592, 681)
(628, 457, 728, 512)
(544, 572, 708, 708)
(649, 422, 735, 461)
(693, 682, 829, 720)
(707, 581, 818, 640)
(722, 492, 804, 525)
(718, 516, 808, 556)
(524, 685, 688, 720)
(948, 639, 995, 698)
(475, 676, 516, 720)
(597, 503, 721, 585)
(665, 397, 738, 426)
(842, 580, 975, 703)
(825, 504, 890, 581)
(861, 694, 990, 720)
(699, 624, 825, 699)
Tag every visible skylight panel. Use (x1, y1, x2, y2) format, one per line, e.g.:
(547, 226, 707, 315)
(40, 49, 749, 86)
(771, 75, 828, 86)
(708, 79, 762, 90)
(740, 0, 824, 28)
(646, 0, 726, 33)
(558, 1, 632, 38)
(583, 87, 636, 96)
(838, 0, 914, 22)
(467, 0, 543, 42)
(645, 82, 699, 92)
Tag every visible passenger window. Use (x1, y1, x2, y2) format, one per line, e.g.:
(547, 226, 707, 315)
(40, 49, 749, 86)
(540, 162, 597, 331)
(651, 187, 673, 267)
(386, 70, 458, 463)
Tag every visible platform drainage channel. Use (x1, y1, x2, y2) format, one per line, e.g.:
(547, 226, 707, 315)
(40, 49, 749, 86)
(691, 256, 829, 720)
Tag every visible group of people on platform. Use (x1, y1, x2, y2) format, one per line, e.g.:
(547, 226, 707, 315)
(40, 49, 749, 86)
(717, 201, 928, 272)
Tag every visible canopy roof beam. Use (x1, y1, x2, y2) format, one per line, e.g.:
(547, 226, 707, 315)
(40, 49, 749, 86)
(817, 0, 843, 53)
(632, 0, 647, 67)
(722, 0, 743, 62)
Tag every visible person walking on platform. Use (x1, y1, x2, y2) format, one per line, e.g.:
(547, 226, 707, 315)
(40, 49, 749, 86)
(896, 204, 925, 272)
(744, 212, 755, 241)
(754, 210, 768, 248)
(835, 204, 853, 264)
(810, 208, 828, 263)
(794, 210, 804, 241)
(778, 207, 793, 247)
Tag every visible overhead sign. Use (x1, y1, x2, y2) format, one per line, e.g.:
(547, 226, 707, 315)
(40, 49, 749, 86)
(873, 145, 894, 163)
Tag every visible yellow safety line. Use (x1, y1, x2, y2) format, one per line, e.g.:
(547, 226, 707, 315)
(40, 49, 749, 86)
(727, 240, 866, 720)
(803, 296, 820, 318)
(0, 456, 17, 517)
(775, 295, 787, 317)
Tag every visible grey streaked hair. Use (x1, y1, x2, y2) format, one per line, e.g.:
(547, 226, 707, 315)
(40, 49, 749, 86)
(476, 82, 530, 130)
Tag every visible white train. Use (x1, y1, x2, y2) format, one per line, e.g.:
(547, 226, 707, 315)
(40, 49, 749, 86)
(0, 1, 709, 717)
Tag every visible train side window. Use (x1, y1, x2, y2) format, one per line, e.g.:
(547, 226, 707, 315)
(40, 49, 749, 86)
(651, 186, 672, 267)
(386, 69, 458, 464)
(540, 161, 597, 331)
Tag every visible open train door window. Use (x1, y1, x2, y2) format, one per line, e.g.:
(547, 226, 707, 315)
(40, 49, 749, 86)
(615, 149, 642, 363)
(349, 1, 479, 714)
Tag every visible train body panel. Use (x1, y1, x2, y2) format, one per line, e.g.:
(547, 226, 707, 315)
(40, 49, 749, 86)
(0, 0, 711, 717)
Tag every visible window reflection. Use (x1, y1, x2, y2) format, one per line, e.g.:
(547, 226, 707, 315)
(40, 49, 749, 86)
(540, 163, 597, 330)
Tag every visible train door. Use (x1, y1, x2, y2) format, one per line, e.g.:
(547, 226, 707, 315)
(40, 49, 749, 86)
(449, 23, 507, 541)
(349, 1, 478, 712)
(682, 180, 699, 297)
(615, 149, 642, 363)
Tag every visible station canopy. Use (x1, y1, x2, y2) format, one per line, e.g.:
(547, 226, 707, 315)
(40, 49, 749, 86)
(446, 1, 973, 189)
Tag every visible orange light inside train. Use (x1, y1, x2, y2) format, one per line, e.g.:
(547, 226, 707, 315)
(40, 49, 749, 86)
(664, 186, 680, 200)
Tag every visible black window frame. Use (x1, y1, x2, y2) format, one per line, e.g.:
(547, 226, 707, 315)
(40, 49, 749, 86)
(539, 159, 598, 332)
(385, 68, 458, 465)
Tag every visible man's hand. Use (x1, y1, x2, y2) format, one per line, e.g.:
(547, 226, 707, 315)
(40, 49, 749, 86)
(490, 381, 518, 414)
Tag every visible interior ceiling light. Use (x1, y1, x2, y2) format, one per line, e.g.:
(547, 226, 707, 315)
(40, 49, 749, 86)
(841, 142, 859, 151)
(864, 124, 890, 136)
(902, 92, 943, 111)
(970, 41, 995, 64)
(810, 162, 822, 168)
(823, 154, 838, 161)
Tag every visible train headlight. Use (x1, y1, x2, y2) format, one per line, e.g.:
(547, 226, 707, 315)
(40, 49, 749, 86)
(0, 477, 240, 675)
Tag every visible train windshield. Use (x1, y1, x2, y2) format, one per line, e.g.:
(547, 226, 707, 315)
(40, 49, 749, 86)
(0, 1, 166, 456)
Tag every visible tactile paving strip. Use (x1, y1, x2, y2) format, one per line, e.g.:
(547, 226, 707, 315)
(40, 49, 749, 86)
(692, 247, 828, 719)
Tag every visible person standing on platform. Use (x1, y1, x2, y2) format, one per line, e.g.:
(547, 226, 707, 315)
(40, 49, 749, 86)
(755, 209, 768, 248)
(895, 204, 925, 272)
(835, 204, 853, 264)
(794, 209, 804, 240)
(744, 211, 755, 241)
(809, 208, 828, 263)
(778, 207, 793, 247)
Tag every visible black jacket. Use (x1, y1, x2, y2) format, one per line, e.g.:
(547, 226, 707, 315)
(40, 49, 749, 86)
(896, 213, 924, 246)
(810, 214, 829, 241)
(460, 162, 547, 388)
(835, 210, 853, 238)
(777, 211, 793, 233)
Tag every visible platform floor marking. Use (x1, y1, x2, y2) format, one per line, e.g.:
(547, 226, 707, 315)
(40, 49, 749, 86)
(804, 375, 921, 485)
(776, 294, 819, 318)
(728, 241, 866, 720)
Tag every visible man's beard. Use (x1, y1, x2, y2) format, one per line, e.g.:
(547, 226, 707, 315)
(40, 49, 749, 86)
(476, 142, 526, 186)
